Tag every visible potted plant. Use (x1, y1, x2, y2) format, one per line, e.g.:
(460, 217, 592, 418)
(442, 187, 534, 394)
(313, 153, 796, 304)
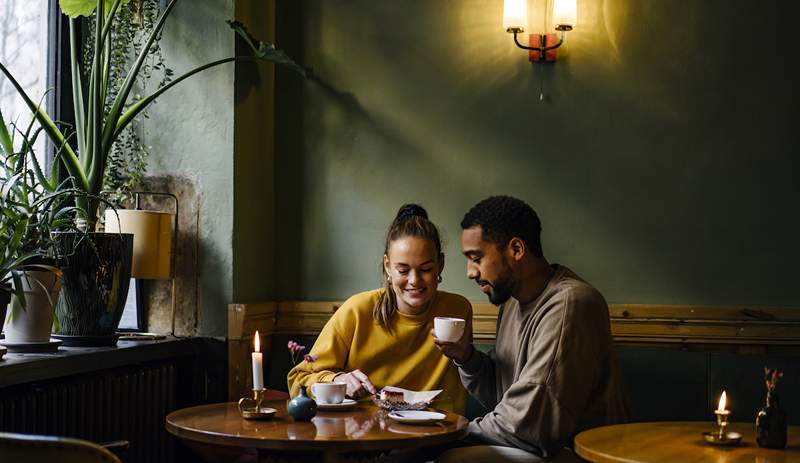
(0, 107, 92, 343)
(1, 108, 48, 335)
(0, 215, 20, 335)
(0, 0, 304, 344)
(0, 178, 26, 335)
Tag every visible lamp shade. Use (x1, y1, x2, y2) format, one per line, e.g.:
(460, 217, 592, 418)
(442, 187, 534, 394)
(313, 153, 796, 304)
(553, 0, 577, 28)
(503, 0, 528, 31)
(105, 209, 174, 279)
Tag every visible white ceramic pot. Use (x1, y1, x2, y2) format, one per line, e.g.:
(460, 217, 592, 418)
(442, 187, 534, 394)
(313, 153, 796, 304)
(4, 269, 62, 343)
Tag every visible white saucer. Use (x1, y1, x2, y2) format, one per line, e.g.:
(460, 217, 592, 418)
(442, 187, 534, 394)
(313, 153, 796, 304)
(316, 398, 357, 411)
(0, 339, 62, 353)
(388, 410, 446, 424)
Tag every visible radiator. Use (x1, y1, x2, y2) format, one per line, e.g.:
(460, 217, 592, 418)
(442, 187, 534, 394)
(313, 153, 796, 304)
(0, 361, 176, 463)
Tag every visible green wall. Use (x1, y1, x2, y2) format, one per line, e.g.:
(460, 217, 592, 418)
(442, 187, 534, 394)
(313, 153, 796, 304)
(273, 0, 799, 306)
(143, 0, 798, 335)
(144, 0, 235, 336)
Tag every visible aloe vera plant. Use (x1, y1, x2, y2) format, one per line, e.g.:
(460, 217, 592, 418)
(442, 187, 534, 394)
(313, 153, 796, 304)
(0, 0, 304, 228)
(0, 107, 88, 302)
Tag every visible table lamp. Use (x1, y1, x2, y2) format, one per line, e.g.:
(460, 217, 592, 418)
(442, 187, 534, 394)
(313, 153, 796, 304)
(105, 192, 178, 338)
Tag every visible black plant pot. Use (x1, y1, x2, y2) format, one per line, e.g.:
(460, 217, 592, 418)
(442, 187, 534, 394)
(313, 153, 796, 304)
(53, 232, 133, 345)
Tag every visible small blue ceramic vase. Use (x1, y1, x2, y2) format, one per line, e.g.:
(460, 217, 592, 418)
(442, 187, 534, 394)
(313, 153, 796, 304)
(287, 385, 317, 421)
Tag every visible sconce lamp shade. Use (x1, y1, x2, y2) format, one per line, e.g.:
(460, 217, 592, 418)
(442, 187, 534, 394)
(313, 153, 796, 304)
(105, 209, 174, 279)
(553, 0, 577, 29)
(503, 0, 528, 32)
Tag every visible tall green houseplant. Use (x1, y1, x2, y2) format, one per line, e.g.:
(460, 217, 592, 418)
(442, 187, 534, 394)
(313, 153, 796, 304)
(0, 0, 304, 228)
(94, 0, 173, 206)
(0, 0, 304, 343)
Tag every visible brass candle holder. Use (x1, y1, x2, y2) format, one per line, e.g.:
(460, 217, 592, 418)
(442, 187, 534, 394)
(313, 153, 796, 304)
(238, 388, 277, 420)
(703, 410, 742, 446)
(715, 409, 730, 439)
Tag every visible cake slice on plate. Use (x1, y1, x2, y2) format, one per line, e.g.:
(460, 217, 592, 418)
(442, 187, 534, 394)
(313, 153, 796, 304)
(379, 389, 405, 404)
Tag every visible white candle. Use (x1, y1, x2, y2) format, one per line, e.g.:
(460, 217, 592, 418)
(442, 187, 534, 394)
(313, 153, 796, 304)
(252, 330, 264, 390)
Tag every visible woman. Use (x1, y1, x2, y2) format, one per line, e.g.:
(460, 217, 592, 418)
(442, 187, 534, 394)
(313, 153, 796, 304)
(287, 204, 472, 413)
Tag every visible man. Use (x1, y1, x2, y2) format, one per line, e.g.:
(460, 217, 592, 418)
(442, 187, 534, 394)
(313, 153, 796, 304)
(434, 195, 628, 462)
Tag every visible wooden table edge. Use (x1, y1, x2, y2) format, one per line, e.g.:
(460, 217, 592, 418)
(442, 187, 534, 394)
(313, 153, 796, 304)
(574, 421, 800, 463)
(574, 423, 633, 463)
(574, 439, 617, 463)
(165, 403, 470, 453)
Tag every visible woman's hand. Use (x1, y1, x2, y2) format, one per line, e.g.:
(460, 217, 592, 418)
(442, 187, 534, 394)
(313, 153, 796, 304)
(335, 369, 376, 399)
(431, 329, 473, 364)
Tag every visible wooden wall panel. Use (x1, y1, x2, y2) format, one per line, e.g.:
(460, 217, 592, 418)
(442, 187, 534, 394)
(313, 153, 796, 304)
(227, 301, 800, 399)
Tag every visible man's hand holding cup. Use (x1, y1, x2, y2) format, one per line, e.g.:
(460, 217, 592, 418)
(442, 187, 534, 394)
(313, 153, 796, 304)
(431, 317, 472, 364)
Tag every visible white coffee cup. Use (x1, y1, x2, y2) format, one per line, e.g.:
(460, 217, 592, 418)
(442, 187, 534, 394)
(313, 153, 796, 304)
(434, 317, 466, 343)
(311, 381, 347, 404)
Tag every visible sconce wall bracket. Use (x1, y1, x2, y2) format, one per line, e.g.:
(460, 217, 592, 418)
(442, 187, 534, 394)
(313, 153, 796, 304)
(529, 34, 558, 62)
(508, 28, 567, 62)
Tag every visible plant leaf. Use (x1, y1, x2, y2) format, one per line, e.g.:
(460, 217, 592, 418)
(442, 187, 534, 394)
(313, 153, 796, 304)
(228, 20, 308, 77)
(0, 109, 14, 156)
(59, 0, 131, 19)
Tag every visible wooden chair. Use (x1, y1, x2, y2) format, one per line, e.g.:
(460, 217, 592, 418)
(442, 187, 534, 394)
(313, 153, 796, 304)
(0, 431, 122, 463)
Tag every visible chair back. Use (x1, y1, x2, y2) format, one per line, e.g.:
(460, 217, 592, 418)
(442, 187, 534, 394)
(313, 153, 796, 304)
(0, 431, 122, 463)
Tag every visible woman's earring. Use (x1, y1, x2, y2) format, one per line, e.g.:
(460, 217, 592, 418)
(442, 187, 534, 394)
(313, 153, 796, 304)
(386, 275, 391, 282)
(437, 274, 443, 283)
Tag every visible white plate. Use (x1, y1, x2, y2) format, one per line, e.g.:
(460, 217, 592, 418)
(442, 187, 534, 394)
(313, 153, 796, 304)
(388, 410, 446, 425)
(316, 398, 358, 411)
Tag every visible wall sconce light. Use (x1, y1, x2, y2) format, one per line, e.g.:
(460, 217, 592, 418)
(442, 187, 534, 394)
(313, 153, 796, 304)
(503, 0, 576, 62)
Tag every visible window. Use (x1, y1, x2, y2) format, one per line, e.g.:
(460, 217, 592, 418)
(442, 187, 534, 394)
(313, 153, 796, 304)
(0, 1, 51, 166)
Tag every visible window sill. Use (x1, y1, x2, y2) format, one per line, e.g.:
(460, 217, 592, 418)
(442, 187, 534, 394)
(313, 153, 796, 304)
(0, 336, 201, 388)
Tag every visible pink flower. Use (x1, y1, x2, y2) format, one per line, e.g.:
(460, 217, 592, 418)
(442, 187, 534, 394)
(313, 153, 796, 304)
(288, 340, 308, 365)
(303, 354, 317, 363)
(287, 340, 306, 353)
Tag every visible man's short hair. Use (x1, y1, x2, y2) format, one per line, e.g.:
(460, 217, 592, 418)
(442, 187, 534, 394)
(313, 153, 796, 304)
(460, 195, 543, 257)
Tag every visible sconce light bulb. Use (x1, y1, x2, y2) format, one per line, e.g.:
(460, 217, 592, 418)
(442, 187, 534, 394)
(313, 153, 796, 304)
(553, 0, 577, 29)
(503, 0, 528, 33)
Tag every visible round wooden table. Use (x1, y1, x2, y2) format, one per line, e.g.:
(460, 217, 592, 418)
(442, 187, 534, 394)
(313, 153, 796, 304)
(575, 422, 800, 463)
(166, 400, 469, 463)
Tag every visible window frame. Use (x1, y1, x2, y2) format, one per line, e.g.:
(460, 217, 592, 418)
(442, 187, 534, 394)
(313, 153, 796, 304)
(45, 0, 76, 173)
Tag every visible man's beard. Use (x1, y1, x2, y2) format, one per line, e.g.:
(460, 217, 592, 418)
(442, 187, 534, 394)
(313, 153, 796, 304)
(485, 262, 514, 305)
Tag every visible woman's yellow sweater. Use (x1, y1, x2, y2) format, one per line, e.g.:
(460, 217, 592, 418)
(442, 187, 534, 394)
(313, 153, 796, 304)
(287, 289, 472, 413)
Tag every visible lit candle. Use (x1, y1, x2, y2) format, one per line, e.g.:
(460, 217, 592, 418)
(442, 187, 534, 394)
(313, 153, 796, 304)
(717, 390, 728, 413)
(252, 331, 264, 390)
(714, 390, 730, 439)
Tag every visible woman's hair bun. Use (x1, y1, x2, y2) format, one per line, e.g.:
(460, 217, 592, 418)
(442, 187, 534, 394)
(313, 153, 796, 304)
(395, 203, 428, 220)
